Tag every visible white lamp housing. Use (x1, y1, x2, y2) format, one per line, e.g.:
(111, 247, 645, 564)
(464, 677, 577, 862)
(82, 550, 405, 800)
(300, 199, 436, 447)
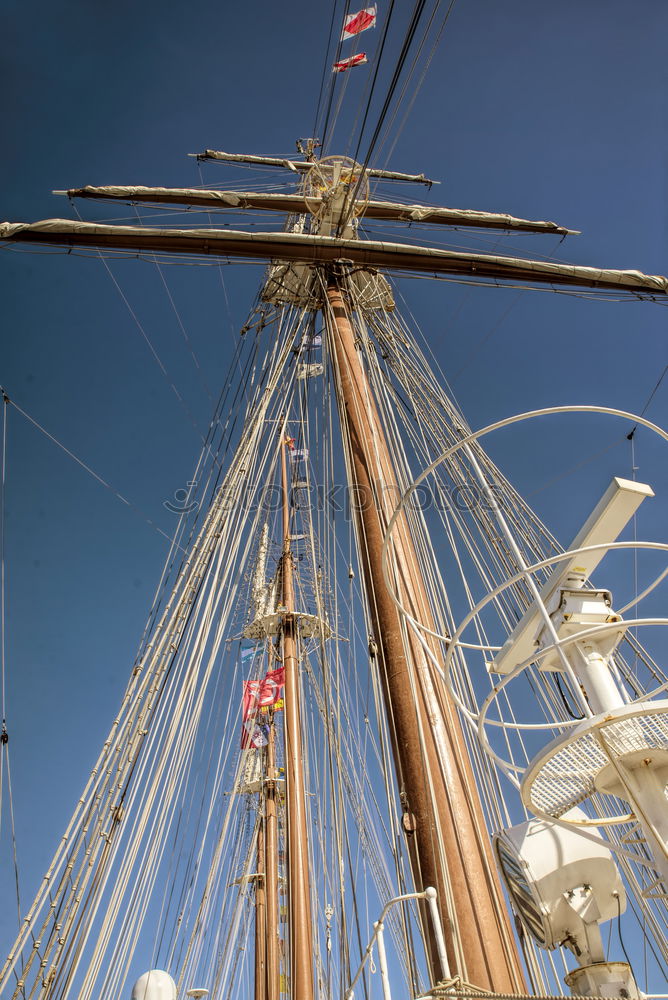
(494, 809, 625, 964)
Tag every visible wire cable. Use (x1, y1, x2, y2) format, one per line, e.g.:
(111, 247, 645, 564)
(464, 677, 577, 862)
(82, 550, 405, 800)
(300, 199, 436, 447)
(0, 391, 180, 548)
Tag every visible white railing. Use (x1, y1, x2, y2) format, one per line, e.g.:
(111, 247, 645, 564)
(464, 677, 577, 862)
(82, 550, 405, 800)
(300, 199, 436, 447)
(344, 887, 449, 1000)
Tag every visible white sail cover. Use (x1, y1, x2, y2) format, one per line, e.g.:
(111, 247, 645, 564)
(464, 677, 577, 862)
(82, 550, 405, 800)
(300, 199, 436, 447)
(193, 150, 435, 184)
(60, 185, 579, 234)
(2, 219, 667, 294)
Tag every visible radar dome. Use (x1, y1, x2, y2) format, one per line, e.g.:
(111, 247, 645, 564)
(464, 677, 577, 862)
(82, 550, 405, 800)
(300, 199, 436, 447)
(131, 970, 177, 1000)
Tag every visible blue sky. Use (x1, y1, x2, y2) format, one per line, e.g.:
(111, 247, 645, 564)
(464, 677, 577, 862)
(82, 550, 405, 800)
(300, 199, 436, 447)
(2, 0, 668, 992)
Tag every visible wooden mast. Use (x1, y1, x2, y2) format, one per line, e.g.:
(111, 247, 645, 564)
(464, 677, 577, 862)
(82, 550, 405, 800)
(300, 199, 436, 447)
(265, 716, 280, 1000)
(324, 274, 526, 992)
(280, 436, 314, 1000)
(254, 815, 267, 1000)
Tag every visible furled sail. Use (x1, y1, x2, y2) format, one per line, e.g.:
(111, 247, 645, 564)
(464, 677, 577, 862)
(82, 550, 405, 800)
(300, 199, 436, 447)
(2, 219, 666, 293)
(190, 150, 437, 185)
(59, 185, 579, 234)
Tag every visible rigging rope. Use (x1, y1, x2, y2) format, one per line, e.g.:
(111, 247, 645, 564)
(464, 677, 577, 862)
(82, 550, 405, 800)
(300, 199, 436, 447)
(0, 394, 22, 934)
(0, 391, 178, 547)
(0, 392, 6, 730)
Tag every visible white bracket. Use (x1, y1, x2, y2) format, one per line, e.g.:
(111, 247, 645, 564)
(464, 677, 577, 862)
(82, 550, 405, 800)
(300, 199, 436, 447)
(491, 477, 653, 675)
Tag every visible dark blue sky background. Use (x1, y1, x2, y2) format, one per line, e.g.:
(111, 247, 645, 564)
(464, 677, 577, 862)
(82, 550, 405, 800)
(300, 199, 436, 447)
(1, 0, 668, 987)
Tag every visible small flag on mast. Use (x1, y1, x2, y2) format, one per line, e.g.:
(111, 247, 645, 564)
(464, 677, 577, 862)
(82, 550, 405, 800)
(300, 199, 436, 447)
(258, 667, 286, 708)
(241, 720, 269, 749)
(242, 667, 286, 721)
(240, 667, 286, 746)
(333, 52, 368, 73)
(341, 6, 377, 40)
(300, 332, 322, 349)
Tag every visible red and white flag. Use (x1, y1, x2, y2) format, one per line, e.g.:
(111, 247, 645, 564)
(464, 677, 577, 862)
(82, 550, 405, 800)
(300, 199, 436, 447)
(341, 6, 377, 40)
(257, 667, 285, 708)
(333, 52, 368, 73)
(240, 668, 286, 747)
(242, 667, 286, 722)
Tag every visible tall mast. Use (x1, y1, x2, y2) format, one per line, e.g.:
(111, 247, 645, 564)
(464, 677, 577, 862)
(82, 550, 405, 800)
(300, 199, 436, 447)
(8, 148, 668, 999)
(324, 274, 526, 991)
(280, 435, 314, 1000)
(265, 713, 280, 1000)
(254, 815, 267, 1000)
(254, 706, 279, 1000)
